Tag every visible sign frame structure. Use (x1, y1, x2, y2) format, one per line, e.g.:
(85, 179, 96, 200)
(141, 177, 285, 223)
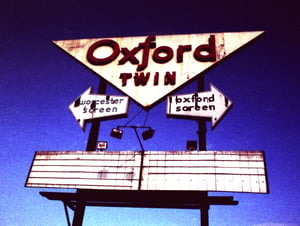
(25, 150, 269, 194)
(27, 31, 267, 226)
(53, 31, 264, 107)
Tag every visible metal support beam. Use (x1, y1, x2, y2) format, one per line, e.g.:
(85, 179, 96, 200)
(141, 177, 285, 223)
(197, 76, 207, 151)
(63, 202, 72, 226)
(73, 78, 107, 226)
(200, 205, 209, 226)
(72, 200, 85, 226)
(40, 191, 238, 209)
(132, 127, 145, 190)
(86, 79, 107, 151)
(197, 76, 209, 226)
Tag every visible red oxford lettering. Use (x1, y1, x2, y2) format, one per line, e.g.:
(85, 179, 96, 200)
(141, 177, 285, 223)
(86, 35, 216, 69)
(87, 39, 120, 65)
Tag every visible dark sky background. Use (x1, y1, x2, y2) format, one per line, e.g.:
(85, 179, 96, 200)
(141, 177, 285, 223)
(1, 0, 299, 225)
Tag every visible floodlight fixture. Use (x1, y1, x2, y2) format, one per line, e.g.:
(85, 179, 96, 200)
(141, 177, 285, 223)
(142, 128, 155, 140)
(110, 126, 155, 140)
(110, 127, 123, 139)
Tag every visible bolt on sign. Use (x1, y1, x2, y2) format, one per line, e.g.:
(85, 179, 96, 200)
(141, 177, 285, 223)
(53, 31, 264, 107)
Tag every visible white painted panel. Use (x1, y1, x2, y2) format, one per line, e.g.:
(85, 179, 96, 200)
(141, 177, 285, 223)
(258, 175, 268, 193)
(241, 175, 251, 192)
(26, 150, 268, 193)
(231, 175, 243, 192)
(207, 175, 216, 191)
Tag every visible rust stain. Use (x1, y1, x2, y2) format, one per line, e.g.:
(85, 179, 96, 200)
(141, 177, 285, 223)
(98, 169, 109, 179)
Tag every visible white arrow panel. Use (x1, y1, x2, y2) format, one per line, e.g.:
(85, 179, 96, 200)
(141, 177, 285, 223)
(69, 87, 129, 130)
(166, 84, 232, 128)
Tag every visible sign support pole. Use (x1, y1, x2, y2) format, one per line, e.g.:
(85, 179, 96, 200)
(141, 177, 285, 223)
(72, 78, 107, 226)
(86, 79, 107, 151)
(197, 76, 209, 226)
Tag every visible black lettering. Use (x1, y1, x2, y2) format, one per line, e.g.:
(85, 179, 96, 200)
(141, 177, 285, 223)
(164, 71, 176, 85)
(153, 72, 159, 85)
(183, 97, 190, 103)
(175, 96, 182, 104)
(183, 106, 193, 111)
(83, 106, 87, 113)
(134, 72, 150, 86)
(111, 99, 118, 104)
(209, 105, 215, 110)
(119, 73, 132, 86)
(195, 105, 201, 110)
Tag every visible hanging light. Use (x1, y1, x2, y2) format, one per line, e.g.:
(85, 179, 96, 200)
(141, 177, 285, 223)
(142, 127, 155, 140)
(110, 126, 155, 141)
(110, 128, 123, 139)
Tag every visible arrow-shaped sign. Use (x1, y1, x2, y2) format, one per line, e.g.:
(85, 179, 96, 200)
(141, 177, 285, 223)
(69, 87, 129, 130)
(166, 84, 232, 128)
(54, 31, 264, 107)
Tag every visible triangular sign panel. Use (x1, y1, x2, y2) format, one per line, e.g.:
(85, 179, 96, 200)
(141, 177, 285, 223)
(54, 31, 264, 107)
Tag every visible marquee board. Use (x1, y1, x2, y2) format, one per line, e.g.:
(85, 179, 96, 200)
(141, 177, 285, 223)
(26, 151, 268, 193)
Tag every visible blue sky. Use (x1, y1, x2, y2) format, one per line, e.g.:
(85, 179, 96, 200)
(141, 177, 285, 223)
(1, 0, 299, 225)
